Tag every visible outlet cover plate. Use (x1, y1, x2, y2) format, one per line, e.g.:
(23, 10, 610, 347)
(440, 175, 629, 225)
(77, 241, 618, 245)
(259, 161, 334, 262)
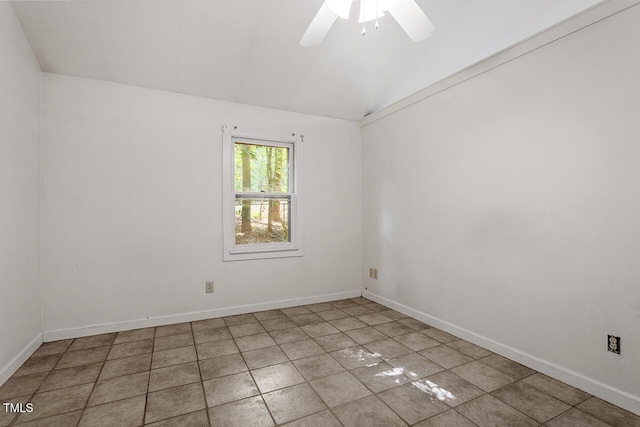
(608, 335, 620, 354)
(206, 281, 214, 293)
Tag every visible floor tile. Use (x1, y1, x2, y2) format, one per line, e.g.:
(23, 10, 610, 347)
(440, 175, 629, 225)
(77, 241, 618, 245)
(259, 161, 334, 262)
(30, 340, 73, 358)
(228, 322, 265, 338)
(208, 396, 274, 427)
(145, 382, 206, 423)
(253, 309, 286, 321)
(330, 300, 358, 309)
(154, 333, 193, 352)
(195, 338, 239, 360)
(377, 310, 409, 321)
(191, 317, 226, 331)
(329, 317, 367, 332)
(155, 323, 192, 338)
(280, 339, 325, 360)
(79, 395, 145, 427)
(350, 297, 371, 305)
(310, 372, 371, 407)
(203, 371, 259, 407)
(0, 372, 47, 400)
(289, 313, 324, 326)
(242, 345, 288, 369)
(577, 396, 640, 427)
(14, 354, 60, 377)
(39, 362, 102, 392)
(341, 305, 375, 316)
(351, 361, 411, 393)
(88, 371, 149, 406)
(314, 332, 358, 352)
(522, 373, 590, 405)
(394, 332, 440, 351)
(113, 327, 155, 344)
(293, 353, 345, 381)
(152, 345, 197, 369)
(305, 303, 335, 313)
(251, 362, 305, 393)
(193, 327, 232, 344)
(260, 318, 296, 332)
(420, 345, 473, 369)
(199, 353, 247, 380)
(364, 339, 413, 361)
(545, 408, 612, 427)
(456, 394, 537, 427)
(317, 309, 351, 321)
(281, 409, 341, 427)
(479, 354, 535, 379)
(300, 322, 340, 337)
(395, 317, 428, 330)
(388, 353, 444, 379)
(223, 313, 258, 327)
(263, 383, 326, 424)
(107, 339, 153, 360)
(363, 302, 387, 312)
(413, 409, 476, 427)
(99, 353, 151, 380)
(447, 340, 492, 359)
(16, 383, 93, 423)
(144, 409, 209, 427)
(282, 306, 312, 316)
(373, 322, 416, 337)
(235, 333, 277, 352)
(14, 409, 83, 427)
(451, 361, 515, 392)
(269, 327, 309, 344)
(421, 328, 459, 344)
(345, 326, 388, 345)
(492, 380, 570, 423)
(356, 313, 393, 326)
(333, 395, 407, 427)
(148, 362, 200, 392)
(421, 370, 484, 407)
(330, 346, 382, 370)
(378, 382, 449, 424)
(57, 346, 110, 369)
(68, 333, 116, 351)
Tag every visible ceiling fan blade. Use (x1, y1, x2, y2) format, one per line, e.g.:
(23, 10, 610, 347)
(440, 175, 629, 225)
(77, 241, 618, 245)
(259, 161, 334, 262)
(326, 0, 353, 19)
(300, 2, 338, 47)
(387, 0, 435, 42)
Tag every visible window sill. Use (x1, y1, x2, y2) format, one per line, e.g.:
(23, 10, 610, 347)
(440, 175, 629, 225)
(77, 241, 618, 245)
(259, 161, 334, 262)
(223, 247, 304, 262)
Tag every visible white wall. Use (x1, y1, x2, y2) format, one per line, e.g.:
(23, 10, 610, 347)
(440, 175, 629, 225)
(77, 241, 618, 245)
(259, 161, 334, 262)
(40, 74, 362, 336)
(0, 3, 42, 383)
(362, 4, 640, 414)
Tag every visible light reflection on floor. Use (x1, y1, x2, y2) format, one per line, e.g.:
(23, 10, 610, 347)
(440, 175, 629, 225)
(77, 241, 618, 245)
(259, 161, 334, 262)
(375, 367, 457, 403)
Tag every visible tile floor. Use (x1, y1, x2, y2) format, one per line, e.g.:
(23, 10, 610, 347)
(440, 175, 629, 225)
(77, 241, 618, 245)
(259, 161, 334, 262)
(1, 297, 639, 426)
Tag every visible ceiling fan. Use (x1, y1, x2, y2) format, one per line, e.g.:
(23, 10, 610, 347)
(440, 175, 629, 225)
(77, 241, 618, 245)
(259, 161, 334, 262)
(300, 0, 435, 47)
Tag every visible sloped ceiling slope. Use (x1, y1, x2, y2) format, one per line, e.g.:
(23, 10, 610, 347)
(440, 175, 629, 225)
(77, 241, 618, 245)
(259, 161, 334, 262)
(12, 0, 602, 120)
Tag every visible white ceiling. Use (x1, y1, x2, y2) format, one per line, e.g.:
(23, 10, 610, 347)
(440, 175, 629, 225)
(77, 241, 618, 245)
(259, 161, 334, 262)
(12, 0, 602, 121)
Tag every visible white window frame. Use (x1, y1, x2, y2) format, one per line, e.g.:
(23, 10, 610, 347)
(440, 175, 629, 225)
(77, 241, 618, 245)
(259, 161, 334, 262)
(222, 126, 304, 261)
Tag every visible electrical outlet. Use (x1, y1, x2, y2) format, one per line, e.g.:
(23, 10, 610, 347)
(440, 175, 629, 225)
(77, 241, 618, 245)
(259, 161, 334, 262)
(608, 335, 620, 354)
(369, 268, 373, 278)
(373, 269, 378, 280)
(206, 281, 214, 294)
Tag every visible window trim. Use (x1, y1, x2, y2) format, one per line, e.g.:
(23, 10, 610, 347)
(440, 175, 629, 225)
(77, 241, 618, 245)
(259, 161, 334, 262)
(222, 126, 304, 261)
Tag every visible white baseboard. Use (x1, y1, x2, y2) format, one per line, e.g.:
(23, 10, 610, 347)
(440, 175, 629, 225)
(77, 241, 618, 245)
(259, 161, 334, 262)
(43, 289, 363, 342)
(0, 333, 43, 387)
(363, 290, 640, 416)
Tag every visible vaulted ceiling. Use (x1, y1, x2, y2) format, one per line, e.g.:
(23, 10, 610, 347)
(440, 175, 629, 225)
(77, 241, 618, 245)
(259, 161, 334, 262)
(12, 0, 602, 120)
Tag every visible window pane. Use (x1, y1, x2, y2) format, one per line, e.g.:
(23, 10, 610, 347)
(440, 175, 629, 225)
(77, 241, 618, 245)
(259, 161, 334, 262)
(234, 143, 289, 193)
(235, 197, 291, 245)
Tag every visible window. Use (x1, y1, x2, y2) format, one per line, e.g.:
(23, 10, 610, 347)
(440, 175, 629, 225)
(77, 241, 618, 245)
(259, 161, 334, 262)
(222, 126, 303, 261)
